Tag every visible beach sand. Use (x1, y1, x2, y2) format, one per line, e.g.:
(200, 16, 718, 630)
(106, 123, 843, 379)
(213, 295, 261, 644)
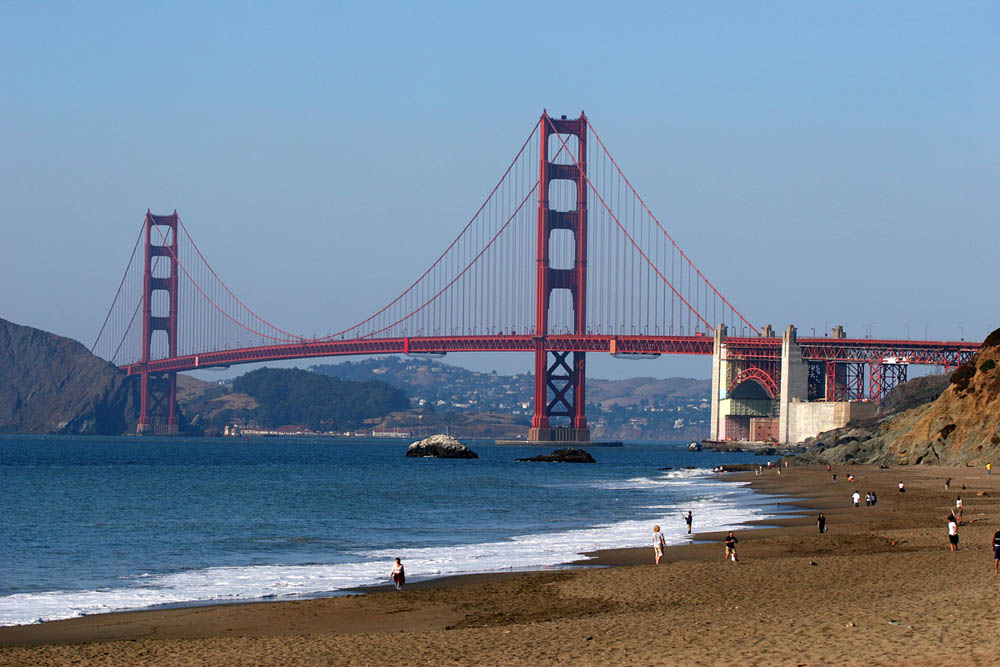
(2, 464, 999, 666)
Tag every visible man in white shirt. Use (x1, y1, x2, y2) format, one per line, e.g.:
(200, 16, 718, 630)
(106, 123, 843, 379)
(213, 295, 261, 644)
(948, 515, 959, 552)
(852, 491, 861, 508)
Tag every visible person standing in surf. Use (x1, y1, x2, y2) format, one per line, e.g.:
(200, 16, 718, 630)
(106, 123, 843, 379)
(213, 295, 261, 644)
(390, 557, 405, 591)
(684, 511, 693, 534)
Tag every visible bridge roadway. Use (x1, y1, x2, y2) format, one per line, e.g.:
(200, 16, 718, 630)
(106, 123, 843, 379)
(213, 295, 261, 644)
(123, 335, 978, 375)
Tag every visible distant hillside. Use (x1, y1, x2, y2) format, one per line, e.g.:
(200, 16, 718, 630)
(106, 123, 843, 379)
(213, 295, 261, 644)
(800, 329, 1000, 465)
(588, 376, 710, 407)
(199, 367, 411, 431)
(234, 367, 410, 430)
(0, 318, 138, 434)
(176, 374, 259, 434)
(311, 357, 711, 441)
(311, 357, 531, 411)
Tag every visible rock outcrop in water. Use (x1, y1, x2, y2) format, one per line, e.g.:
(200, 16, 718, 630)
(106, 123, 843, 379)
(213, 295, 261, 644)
(405, 434, 478, 459)
(797, 329, 1000, 466)
(0, 318, 139, 434)
(516, 448, 596, 463)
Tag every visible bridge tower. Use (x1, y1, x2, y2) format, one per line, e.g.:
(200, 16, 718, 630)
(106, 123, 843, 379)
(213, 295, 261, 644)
(137, 210, 180, 434)
(529, 112, 590, 443)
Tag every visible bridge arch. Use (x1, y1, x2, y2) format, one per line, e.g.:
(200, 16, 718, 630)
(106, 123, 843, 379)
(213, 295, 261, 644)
(728, 367, 779, 399)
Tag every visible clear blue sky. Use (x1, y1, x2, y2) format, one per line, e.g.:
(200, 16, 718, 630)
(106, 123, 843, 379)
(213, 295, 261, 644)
(2, 2, 997, 380)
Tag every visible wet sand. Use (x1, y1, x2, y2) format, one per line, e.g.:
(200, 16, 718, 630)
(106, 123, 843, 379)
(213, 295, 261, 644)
(2, 464, 999, 666)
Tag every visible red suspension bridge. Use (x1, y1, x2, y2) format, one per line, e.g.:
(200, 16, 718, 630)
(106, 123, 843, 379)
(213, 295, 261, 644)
(92, 112, 978, 436)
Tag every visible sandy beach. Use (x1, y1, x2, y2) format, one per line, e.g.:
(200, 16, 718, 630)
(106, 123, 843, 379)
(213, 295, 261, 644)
(2, 463, 998, 666)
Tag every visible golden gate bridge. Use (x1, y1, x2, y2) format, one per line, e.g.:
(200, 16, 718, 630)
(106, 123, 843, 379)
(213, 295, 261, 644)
(91, 112, 978, 437)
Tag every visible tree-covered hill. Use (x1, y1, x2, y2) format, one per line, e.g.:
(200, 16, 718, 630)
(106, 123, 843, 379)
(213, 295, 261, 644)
(232, 368, 409, 431)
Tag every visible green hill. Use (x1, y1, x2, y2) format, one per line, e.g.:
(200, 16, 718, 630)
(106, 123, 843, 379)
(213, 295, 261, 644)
(231, 367, 410, 431)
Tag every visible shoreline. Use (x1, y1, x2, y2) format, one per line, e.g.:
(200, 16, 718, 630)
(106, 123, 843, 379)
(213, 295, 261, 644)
(3, 463, 999, 665)
(0, 467, 826, 639)
(0, 467, 783, 630)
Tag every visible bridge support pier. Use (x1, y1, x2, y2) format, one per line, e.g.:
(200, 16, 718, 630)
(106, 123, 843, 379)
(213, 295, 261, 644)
(529, 350, 589, 443)
(138, 370, 179, 435)
(711, 324, 889, 447)
(137, 210, 181, 435)
(525, 111, 596, 445)
(777, 326, 809, 445)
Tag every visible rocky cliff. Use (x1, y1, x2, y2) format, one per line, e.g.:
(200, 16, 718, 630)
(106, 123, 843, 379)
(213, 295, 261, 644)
(801, 330, 1000, 466)
(0, 318, 139, 434)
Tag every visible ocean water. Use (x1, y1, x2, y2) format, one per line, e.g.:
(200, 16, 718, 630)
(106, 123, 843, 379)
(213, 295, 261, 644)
(0, 435, 777, 627)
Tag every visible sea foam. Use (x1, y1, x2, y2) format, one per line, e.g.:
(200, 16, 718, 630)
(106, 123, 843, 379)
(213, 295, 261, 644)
(0, 470, 768, 627)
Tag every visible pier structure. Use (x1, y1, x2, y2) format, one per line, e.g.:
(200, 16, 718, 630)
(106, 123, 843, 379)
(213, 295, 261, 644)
(710, 324, 970, 445)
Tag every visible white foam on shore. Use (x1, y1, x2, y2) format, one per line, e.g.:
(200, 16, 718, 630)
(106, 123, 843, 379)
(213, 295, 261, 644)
(0, 469, 768, 627)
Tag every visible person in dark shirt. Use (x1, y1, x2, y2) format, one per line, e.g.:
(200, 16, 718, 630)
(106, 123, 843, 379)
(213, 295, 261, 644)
(684, 511, 693, 534)
(993, 529, 1000, 575)
(817, 512, 826, 534)
(724, 531, 738, 562)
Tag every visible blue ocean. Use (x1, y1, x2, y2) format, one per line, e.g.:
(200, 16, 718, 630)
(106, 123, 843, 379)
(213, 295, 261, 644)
(0, 435, 775, 626)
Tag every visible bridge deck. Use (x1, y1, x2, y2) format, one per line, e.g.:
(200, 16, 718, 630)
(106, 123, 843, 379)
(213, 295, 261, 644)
(123, 335, 978, 375)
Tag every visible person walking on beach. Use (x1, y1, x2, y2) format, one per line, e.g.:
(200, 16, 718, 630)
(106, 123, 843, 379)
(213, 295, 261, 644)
(955, 496, 964, 524)
(898, 481, 906, 493)
(817, 512, 826, 534)
(390, 557, 405, 591)
(947, 515, 959, 552)
(945, 477, 951, 490)
(653, 524, 667, 564)
(852, 491, 861, 508)
(870, 491, 877, 506)
(724, 531, 739, 562)
(684, 511, 693, 534)
(993, 528, 1000, 575)
(865, 492, 871, 507)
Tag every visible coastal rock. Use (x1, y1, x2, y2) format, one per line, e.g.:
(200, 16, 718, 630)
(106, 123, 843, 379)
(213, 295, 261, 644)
(405, 434, 478, 459)
(516, 448, 596, 463)
(0, 318, 140, 434)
